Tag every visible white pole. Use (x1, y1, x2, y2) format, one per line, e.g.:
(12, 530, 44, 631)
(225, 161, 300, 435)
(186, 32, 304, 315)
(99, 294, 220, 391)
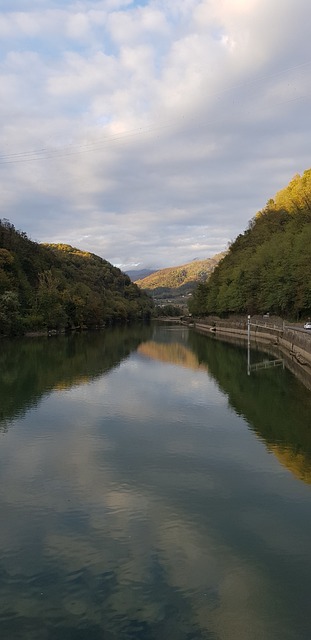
(247, 315, 251, 375)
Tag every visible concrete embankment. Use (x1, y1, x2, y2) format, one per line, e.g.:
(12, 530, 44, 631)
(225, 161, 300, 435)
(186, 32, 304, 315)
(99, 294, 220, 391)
(192, 318, 311, 383)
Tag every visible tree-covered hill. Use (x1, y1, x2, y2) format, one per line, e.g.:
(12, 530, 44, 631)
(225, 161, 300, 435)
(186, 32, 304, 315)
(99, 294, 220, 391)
(135, 254, 225, 300)
(0, 219, 154, 336)
(189, 169, 311, 319)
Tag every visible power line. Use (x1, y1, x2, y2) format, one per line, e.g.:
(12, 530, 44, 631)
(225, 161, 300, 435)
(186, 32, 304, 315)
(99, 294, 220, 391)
(0, 60, 310, 166)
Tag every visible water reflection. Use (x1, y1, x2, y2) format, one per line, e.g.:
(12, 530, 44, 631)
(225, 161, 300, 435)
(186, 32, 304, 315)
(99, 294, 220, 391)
(188, 331, 311, 483)
(0, 326, 311, 639)
(0, 324, 153, 426)
(138, 340, 209, 372)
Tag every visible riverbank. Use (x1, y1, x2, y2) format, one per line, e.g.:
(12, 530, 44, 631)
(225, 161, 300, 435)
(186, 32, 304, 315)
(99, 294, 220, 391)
(186, 316, 311, 390)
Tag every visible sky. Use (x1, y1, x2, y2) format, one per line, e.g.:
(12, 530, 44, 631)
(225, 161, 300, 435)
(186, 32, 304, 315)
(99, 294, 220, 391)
(0, 0, 311, 271)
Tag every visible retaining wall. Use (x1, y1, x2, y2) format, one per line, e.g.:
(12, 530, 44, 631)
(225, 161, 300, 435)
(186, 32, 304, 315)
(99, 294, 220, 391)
(193, 319, 311, 369)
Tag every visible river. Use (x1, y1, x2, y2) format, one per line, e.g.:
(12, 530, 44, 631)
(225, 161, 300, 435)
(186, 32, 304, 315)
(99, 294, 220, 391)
(0, 323, 311, 639)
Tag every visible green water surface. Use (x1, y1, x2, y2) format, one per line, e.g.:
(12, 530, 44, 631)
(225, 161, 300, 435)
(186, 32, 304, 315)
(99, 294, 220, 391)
(0, 324, 311, 640)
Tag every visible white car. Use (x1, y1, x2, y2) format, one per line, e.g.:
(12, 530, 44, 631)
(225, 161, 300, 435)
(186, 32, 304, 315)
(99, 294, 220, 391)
(303, 322, 311, 330)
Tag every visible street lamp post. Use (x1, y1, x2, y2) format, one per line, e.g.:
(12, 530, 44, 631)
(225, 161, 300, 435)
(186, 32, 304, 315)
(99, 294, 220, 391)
(247, 315, 251, 375)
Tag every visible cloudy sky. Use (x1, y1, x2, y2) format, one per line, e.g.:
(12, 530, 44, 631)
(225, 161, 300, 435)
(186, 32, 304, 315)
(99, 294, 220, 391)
(1, 0, 311, 270)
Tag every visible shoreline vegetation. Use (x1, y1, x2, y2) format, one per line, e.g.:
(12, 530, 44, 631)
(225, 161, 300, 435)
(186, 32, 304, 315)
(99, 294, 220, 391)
(2, 167, 311, 350)
(189, 169, 311, 321)
(0, 219, 154, 338)
(183, 169, 311, 389)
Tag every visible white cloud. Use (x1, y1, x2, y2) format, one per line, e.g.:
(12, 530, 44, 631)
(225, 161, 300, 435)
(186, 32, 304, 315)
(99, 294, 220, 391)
(107, 5, 168, 45)
(0, 0, 311, 268)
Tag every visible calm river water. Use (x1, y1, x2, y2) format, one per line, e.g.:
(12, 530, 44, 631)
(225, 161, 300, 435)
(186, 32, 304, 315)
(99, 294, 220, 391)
(1, 323, 311, 640)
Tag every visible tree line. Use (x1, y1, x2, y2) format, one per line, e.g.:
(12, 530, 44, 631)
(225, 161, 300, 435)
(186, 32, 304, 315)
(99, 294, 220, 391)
(189, 169, 311, 319)
(0, 219, 154, 336)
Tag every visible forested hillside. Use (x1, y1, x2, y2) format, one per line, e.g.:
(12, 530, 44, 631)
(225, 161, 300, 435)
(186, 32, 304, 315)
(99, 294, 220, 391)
(0, 219, 153, 336)
(189, 169, 311, 319)
(135, 254, 225, 299)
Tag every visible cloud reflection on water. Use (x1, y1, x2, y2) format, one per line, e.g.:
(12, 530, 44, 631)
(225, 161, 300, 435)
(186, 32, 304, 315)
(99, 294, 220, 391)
(0, 328, 311, 639)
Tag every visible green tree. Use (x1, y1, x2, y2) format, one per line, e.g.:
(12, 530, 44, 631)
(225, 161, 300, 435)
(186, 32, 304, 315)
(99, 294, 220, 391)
(0, 291, 24, 336)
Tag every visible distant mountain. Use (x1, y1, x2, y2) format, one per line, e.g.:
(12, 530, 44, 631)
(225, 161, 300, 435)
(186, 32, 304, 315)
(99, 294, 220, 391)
(134, 254, 225, 301)
(126, 268, 158, 281)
